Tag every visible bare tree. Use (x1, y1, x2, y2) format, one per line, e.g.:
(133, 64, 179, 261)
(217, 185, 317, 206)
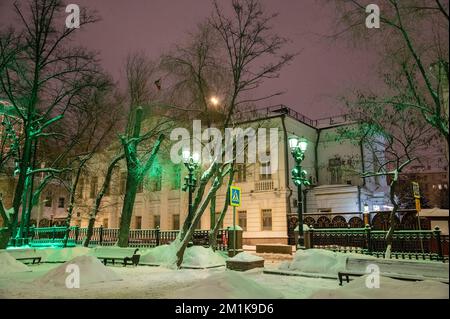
(0, 0, 103, 248)
(116, 52, 170, 247)
(339, 100, 436, 258)
(168, 0, 295, 267)
(330, 0, 449, 142)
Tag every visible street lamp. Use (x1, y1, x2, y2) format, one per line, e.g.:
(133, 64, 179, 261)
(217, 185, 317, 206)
(182, 150, 200, 230)
(210, 96, 220, 107)
(289, 136, 310, 249)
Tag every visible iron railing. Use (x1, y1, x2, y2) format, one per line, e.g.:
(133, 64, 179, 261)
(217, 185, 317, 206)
(16, 226, 229, 251)
(309, 225, 448, 261)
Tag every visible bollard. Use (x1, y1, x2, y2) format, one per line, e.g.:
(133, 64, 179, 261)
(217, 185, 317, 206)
(433, 226, 443, 262)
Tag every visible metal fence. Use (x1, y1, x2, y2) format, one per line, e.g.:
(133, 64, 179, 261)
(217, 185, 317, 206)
(19, 226, 229, 250)
(309, 225, 448, 261)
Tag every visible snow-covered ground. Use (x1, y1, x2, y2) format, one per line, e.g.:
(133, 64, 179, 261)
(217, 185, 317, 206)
(0, 247, 448, 299)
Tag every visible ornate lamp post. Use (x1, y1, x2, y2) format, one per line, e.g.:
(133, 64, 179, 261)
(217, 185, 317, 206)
(289, 136, 310, 248)
(182, 150, 200, 230)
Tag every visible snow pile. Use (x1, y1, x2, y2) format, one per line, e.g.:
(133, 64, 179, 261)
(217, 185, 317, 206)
(229, 252, 264, 262)
(0, 251, 31, 274)
(35, 255, 122, 287)
(40, 247, 91, 263)
(139, 244, 179, 268)
(181, 246, 226, 268)
(278, 249, 350, 275)
(311, 275, 449, 299)
(140, 245, 226, 268)
(169, 271, 284, 299)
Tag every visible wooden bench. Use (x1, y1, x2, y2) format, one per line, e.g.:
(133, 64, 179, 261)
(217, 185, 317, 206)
(256, 244, 292, 255)
(338, 257, 449, 286)
(7, 249, 42, 265)
(92, 247, 140, 267)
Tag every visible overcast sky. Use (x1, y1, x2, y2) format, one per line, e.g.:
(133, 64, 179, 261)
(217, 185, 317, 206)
(0, 0, 380, 119)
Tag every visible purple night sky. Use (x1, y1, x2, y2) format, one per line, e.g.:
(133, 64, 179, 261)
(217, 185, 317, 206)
(0, 0, 380, 119)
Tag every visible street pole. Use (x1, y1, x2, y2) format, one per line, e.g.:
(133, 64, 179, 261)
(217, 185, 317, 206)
(233, 205, 236, 256)
(297, 164, 304, 248)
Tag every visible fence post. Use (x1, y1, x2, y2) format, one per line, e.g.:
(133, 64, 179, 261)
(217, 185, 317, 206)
(75, 226, 80, 243)
(99, 225, 104, 246)
(156, 226, 160, 246)
(365, 224, 372, 255)
(309, 226, 314, 249)
(52, 226, 56, 242)
(433, 226, 443, 261)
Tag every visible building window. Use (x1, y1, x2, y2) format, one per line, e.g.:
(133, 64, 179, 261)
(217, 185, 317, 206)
(149, 174, 162, 192)
(236, 164, 247, 183)
(154, 215, 160, 228)
(58, 197, 65, 208)
(135, 216, 142, 229)
(172, 214, 180, 230)
(260, 162, 272, 180)
(238, 211, 247, 231)
(171, 165, 182, 190)
(77, 178, 84, 198)
(329, 158, 343, 185)
(44, 196, 52, 207)
(90, 176, 98, 199)
(120, 172, 127, 195)
(261, 209, 272, 231)
(103, 218, 109, 228)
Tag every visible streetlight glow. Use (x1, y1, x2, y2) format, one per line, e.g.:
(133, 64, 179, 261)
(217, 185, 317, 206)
(182, 149, 191, 163)
(298, 138, 308, 152)
(192, 151, 201, 164)
(288, 136, 299, 149)
(210, 96, 219, 106)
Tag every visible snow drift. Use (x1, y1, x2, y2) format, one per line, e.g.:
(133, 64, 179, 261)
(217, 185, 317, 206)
(140, 245, 226, 268)
(0, 251, 31, 274)
(40, 247, 91, 263)
(35, 255, 122, 287)
(169, 271, 284, 299)
(229, 252, 264, 262)
(311, 275, 449, 299)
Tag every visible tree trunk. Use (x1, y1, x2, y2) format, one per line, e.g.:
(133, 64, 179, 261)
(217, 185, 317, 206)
(83, 217, 96, 247)
(385, 175, 399, 258)
(209, 168, 234, 251)
(63, 164, 84, 247)
(117, 166, 139, 247)
(84, 154, 124, 247)
(176, 168, 227, 268)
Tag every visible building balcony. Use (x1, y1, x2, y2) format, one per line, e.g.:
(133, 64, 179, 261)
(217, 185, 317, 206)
(255, 180, 274, 192)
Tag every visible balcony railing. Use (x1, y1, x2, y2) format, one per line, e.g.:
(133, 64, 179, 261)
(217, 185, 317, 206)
(255, 180, 274, 192)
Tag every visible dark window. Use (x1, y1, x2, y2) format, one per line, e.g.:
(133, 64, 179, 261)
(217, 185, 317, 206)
(120, 172, 127, 195)
(329, 158, 343, 185)
(173, 214, 180, 230)
(238, 211, 247, 231)
(58, 197, 65, 208)
(236, 164, 247, 183)
(90, 176, 98, 199)
(260, 162, 272, 180)
(45, 196, 52, 207)
(103, 218, 109, 228)
(135, 216, 142, 229)
(154, 215, 161, 228)
(171, 165, 182, 190)
(261, 209, 272, 231)
(149, 174, 162, 192)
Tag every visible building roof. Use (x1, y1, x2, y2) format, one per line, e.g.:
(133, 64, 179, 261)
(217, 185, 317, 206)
(232, 105, 354, 129)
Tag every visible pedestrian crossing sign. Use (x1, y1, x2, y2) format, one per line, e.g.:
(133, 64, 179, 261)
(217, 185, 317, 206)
(230, 186, 241, 207)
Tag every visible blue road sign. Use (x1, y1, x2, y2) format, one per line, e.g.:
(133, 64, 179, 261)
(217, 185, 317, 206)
(230, 186, 241, 207)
